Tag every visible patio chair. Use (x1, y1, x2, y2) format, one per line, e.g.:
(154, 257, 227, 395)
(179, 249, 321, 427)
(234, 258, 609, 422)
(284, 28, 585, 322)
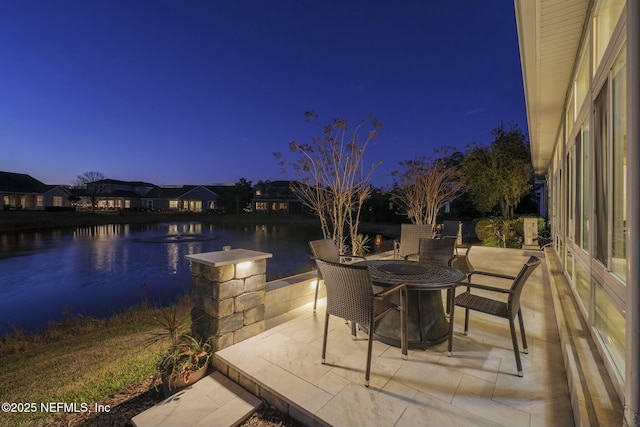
(450, 245, 517, 281)
(452, 256, 541, 377)
(417, 237, 456, 267)
(435, 220, 462, 244)
(417, 237, 458, 314)
(394, 224, 434, 260)
(308, 239, 366, 312)
(315, 259, 408, 387)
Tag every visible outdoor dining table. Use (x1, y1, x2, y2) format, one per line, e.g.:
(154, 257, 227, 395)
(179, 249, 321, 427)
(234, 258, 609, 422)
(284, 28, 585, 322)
(358, 259, 467, 349)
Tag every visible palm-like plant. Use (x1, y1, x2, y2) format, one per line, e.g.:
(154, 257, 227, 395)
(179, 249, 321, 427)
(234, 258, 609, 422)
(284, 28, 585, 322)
(149, 307, 212, 391)
(158, 334, 211, 386)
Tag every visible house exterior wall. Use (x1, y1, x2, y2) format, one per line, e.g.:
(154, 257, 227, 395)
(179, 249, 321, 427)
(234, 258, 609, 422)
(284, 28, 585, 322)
(2, 193, 38, 210)
(43, 186, 72, 208)
(516, 1, 637, 421)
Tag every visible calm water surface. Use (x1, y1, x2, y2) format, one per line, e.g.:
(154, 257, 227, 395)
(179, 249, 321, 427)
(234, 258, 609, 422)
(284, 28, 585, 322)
(0, 222, 322, 335)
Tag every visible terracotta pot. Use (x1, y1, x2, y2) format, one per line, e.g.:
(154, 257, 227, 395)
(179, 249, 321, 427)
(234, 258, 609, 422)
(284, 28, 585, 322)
(162, 365, 208, 397)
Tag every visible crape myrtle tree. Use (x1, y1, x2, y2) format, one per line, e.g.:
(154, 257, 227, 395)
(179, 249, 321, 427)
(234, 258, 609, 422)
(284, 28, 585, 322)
(460, 122, 532, 221)
(274, 111, 382, 254)
(74, 171, 106, 212)
(391, 147, 465, 232)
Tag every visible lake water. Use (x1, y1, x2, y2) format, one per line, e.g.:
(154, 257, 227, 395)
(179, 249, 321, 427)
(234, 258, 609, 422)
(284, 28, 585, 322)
(0, 221, 322, 335)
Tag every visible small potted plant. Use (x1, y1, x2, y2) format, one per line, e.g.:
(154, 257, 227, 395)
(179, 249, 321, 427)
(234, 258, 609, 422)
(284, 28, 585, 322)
(158, 334, 211, 396)
(150, 306, 212, 396)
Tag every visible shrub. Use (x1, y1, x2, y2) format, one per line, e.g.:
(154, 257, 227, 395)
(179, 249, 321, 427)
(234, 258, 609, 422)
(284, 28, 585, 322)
(474, 218, 494, 241)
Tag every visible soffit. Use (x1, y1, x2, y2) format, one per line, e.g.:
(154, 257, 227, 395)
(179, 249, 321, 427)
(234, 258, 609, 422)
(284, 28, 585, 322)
(514, 0, 589, 176)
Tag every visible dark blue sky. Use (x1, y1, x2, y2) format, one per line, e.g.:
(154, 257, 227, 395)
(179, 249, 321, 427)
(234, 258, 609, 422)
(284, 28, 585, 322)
(0, 1, 527, 188)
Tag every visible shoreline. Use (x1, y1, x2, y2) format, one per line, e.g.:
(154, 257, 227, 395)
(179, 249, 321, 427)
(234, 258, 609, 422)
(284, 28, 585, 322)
(0, 210, 402, 237)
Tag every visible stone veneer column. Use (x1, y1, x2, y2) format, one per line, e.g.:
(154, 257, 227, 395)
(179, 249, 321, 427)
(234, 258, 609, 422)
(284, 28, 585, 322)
(186, 249, 272, 352)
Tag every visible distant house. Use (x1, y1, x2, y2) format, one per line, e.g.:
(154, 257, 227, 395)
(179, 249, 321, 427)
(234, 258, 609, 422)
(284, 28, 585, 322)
(251, 180, 303, 214)
(79, 179, 220, 212)
(81, 179, 156, 210)
(142, 185, 219, 212)
(0, 171, 71, 210)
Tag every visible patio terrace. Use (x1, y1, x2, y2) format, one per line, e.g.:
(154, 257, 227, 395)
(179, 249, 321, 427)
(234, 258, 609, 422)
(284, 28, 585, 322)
(134, 246, 623, 427)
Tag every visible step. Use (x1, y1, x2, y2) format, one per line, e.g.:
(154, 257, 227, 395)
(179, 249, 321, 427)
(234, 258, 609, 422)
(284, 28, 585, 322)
(131, 371, 262, 427)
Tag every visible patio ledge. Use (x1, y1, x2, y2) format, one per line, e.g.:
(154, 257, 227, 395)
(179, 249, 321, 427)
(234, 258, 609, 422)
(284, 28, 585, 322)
(544, 247, 624, 427)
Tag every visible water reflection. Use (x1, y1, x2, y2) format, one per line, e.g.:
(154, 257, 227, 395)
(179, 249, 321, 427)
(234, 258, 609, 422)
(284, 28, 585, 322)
(0, 221, 321, 335)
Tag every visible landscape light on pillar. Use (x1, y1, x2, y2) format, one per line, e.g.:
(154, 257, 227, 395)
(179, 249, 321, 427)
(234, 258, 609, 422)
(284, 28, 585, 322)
(375, 234, 382, 250)
(185, 248, 272, 352)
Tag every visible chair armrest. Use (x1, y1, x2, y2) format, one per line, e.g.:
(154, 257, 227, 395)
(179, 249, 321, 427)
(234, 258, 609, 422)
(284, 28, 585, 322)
(468, 270, 515, 281)
(340, 254, 367, 263)
(374, 283, 407, 298)
(465, 282, 511, 293)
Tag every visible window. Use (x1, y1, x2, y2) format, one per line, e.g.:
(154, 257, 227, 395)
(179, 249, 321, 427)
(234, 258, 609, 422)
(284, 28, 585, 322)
(574, 121, 590, 251)
(566, 94, 575, 137)
(576, 260, 590, 310)
(36, 196, 43, 207)
(611, 46, 626, 281)
(581, 122, 590, 251)
(575, 46, 590, 108)
(255, 202, 267, 211)
(593, 82, 609, 266)
(593, 0, 625, 73)
(169, 200, 179, 209)
(567, 150, 574, 242)
(594, 282, 625, 380)
(53, 196, 63, 207)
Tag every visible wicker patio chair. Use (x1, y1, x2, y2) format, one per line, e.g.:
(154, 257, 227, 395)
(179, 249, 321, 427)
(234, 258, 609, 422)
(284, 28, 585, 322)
(417, 237, 456, 266)
(308, 239, 366, 312)
(452, 256, 541, 377)
(315, 259, 408, 387)
(450, 245, 517, 281)
(435, 220, 462, 244)
(393, 224, 434, 260)
(417, 237, 458, 315)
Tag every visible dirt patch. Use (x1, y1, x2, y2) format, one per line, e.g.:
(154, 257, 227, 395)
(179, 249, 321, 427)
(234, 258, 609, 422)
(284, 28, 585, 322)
(43, 376, 163, 427)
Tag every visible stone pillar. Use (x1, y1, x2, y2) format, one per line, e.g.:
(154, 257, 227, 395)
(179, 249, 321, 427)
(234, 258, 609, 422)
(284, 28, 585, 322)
(186, 249, 273, 352)
(522, 217, 539, 250)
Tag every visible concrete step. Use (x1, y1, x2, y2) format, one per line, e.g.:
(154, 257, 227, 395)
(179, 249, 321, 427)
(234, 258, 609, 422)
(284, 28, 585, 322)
(131, 371, 262, 427)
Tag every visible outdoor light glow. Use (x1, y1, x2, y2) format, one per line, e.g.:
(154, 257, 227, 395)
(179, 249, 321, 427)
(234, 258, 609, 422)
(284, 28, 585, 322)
(236, 261, 252, 269)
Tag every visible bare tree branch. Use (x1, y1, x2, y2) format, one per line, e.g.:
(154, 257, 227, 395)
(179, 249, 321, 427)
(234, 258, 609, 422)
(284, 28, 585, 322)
(275, 112, 382, 253)
(391, 148, 465, 231)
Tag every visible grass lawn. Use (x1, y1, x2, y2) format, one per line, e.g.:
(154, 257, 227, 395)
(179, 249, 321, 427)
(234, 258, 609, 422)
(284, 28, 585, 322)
(0, 300, 191, 427)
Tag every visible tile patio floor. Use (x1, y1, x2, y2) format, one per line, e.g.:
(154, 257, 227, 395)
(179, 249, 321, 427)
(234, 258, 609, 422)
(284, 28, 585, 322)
(213, 246, 573, 427)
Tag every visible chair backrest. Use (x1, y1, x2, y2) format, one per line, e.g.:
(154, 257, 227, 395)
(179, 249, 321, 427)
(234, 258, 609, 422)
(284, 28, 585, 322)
(315, 259, 373, 327)
(418, 237, 456, 267)
(450, 244, 473, 274)
(439, 220, 462, 244)
(398, 224, 433, 258)
(508, 256, 541, 316)
(309, 239, 341, 263)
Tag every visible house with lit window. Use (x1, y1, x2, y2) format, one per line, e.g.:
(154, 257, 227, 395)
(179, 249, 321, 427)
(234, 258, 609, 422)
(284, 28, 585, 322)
(80, 179, 221, 212)
(81, 179, 155, 210)
(515, 0, 638, 424)
(251, 180, 303, 214)
(142, 185, 219, 212)
(0, 171, 71, 210)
